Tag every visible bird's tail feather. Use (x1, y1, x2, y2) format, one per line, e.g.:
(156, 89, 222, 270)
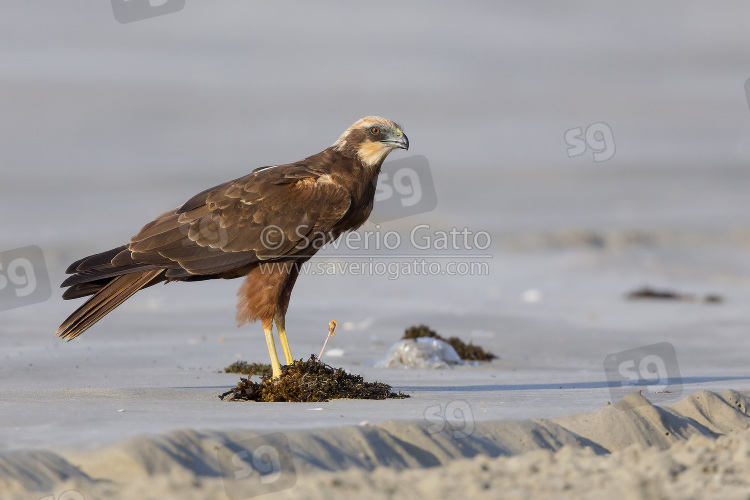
(56, 269, 165, 340)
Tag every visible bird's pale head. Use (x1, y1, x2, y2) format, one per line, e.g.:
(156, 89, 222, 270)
(333, 116, 409, 167)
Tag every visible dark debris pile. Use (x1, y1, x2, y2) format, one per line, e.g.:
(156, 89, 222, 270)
(223, 361, 274, 377)
(402, 324, 497, 362)
(220, 356, 409, 402)
(626, 287, 723, 304)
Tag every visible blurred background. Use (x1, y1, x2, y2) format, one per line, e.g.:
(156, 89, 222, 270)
(2, 1, 750, 377)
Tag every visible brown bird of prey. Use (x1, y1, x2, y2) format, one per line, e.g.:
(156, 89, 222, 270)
(57, 117, 408, 378)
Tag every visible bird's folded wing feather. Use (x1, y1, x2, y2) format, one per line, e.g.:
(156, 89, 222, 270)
(116, 165, 351, 276)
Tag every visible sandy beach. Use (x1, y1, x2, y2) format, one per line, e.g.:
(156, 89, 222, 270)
(3, 2, 750, 499)
(3, 390, 750, 499)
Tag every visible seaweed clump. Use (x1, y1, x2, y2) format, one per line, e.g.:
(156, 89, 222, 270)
(402, 324, 496, 362)
(220, 356, 409, 402)
(223, 361, 273, 377)
(626, 287, 724, 304)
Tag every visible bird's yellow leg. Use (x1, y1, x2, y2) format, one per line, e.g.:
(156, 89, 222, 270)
(274, 313, 294, 365)
(263, 319, 282, 379)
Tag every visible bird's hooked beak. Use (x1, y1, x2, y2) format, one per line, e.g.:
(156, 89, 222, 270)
(385, 128, 409, 150)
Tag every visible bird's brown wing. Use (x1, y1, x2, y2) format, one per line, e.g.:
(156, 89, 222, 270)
(116, 164, 353, 277)
(58, 164, 352, 340)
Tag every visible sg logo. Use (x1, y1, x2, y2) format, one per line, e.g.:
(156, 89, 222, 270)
(424, 399, 475, 439)
(0, 246, 51, 312)
(565, 122, 616, 162)
(217, 432, 297, 500)
(371, 155, 437, 224)
(111, 0, 186, 24)
(603, 342, 682, 408)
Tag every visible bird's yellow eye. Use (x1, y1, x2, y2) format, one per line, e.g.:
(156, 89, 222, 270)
(370, 127, 380, 135)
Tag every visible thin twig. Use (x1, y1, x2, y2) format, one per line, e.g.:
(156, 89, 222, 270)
(318, 320, 338, 360)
